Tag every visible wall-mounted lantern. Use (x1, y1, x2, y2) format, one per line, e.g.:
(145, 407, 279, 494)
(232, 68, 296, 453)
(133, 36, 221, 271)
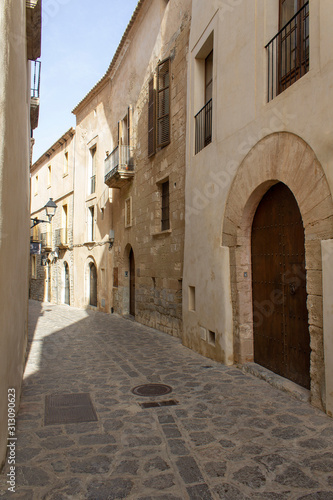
(31, 198, 57, 228)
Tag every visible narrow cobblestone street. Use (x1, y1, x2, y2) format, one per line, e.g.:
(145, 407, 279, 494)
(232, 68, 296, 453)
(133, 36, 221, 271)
(1, 300, 333, 499)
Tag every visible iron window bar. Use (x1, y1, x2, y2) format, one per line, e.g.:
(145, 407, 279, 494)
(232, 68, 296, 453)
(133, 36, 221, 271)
(265, 1, 309, 102)
(195, 98, 212, 155)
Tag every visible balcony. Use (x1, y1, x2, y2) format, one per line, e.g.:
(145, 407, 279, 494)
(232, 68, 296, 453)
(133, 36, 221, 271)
(55, 228, 68, 248)
(195, 99, 212, 155)
(104, 145, 134, 189)
(266, 1, 309, 102)
(41, 232, 52, 250)
(30, 60, 41, 130)
(26, 0, 41, 61)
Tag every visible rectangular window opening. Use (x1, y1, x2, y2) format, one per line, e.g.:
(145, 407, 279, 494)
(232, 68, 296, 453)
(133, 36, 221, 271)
(88, 206, 95, 241)
(188, 286, 196, 311)
(208, 330, 216, 346)
(161, 180, 170, 231)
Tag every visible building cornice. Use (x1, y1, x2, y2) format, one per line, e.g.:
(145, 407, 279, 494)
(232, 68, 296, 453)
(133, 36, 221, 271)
(71, 0, 146, 116)
(31, 127, 75, 172)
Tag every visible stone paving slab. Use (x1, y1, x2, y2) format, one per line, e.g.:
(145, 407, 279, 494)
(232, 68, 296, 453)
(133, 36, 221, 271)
(0, 301, 333, 499)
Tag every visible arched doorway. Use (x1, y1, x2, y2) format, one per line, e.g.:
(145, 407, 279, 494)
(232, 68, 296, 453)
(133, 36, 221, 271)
(89, 262, 97, 307)
(64, 262, 70, 305)
(129, 248, 135, 316)
(221, 132, 333, 409)
(251, 182, 310, 388)
(45, 261, 51, 302)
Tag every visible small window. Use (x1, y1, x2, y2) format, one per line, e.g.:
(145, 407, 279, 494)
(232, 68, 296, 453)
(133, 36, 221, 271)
(64, 152, 69, 176)
(89, 146, 97, 195)
(88, 206, 95, 241)
(31, 255, 37, 279)
(161, 180, 170, 231)
(32, 223, 39, 242)
(62, 205, 68, 245)
(47, 165, 51, 187)
(189, 286, 195, 311)
(125, 197, 132, 228)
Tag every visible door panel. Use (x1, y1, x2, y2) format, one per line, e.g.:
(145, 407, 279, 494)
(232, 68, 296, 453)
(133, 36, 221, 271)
(89, 263, 97, 307)
(64, 263, 70, 305)
(129, 249, 135, 316)
(251, 182, 310, 389)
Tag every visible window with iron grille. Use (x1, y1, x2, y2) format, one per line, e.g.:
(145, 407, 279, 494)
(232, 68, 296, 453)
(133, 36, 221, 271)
(161, 180, 170, 231)
(194, 34, 213, 155)
(266, 0, 309, 101)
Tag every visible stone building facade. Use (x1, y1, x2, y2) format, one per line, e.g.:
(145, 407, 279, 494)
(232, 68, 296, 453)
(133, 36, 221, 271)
(72, 0, 191, 337)
(183, 0, 333, 416)
(0, 0, 42, 468)
(30, 128, 75, 306)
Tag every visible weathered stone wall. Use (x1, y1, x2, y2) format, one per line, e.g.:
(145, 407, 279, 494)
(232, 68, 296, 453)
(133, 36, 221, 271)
(110, 0, 191, 337)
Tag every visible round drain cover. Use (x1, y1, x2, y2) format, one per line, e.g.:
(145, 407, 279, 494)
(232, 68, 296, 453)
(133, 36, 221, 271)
(131, 383, 173, 397)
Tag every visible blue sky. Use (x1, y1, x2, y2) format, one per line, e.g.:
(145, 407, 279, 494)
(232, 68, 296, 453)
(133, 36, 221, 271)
(33, 0, 139, 162)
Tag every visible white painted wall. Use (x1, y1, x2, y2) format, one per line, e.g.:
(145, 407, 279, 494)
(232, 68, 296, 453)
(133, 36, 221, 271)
(0, 0, 31, 467)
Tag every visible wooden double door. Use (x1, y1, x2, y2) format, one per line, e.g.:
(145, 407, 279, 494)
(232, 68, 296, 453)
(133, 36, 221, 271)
(251, 182, 310, 389)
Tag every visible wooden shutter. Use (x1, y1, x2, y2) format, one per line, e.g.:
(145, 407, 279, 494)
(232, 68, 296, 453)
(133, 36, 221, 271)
(148, 77, 155, 157)
(157, 58, 170, 148)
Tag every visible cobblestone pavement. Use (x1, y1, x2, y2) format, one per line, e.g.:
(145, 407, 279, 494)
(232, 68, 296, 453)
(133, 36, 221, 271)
(1, 301, 333, 499)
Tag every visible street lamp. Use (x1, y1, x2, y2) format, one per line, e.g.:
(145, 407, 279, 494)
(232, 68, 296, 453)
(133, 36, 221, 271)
(31, 198, 57, 228)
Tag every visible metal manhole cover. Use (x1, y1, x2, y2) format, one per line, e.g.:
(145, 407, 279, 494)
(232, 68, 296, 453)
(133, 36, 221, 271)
(131, 384, 173, 397)
(44, 393, 98, 426)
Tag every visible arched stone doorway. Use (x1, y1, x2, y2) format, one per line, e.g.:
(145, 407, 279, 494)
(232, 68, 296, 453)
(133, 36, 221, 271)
(251, 182, 310, 389)
(89, 262, 97, 307)
(63, 262, 70, 305)
(222, 132, 333, 409)
(44, 260, 52, 303)
(129, 248, 135, 317)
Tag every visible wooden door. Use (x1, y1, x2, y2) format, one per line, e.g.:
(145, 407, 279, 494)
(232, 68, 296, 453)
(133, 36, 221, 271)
(251, 182, 310, 389)
(129, 249, 135, 316)
(64, 263, 70, 305)
(89, 263, 97, 307)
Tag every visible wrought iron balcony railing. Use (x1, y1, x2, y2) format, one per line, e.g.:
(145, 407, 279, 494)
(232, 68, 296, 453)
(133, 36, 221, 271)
(104, 145, 134, 189)
(31, 60, 41, 99)
(195, 99, 212, 155)
(266, 1, 309, 102)
(55, 228, 68, 248)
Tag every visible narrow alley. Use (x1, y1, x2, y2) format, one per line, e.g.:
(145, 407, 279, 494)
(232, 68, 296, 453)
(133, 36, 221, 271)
(0, 301, 333, 499)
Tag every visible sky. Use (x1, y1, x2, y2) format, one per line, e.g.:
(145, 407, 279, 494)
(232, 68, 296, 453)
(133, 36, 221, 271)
(33, 0, 139, 162)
